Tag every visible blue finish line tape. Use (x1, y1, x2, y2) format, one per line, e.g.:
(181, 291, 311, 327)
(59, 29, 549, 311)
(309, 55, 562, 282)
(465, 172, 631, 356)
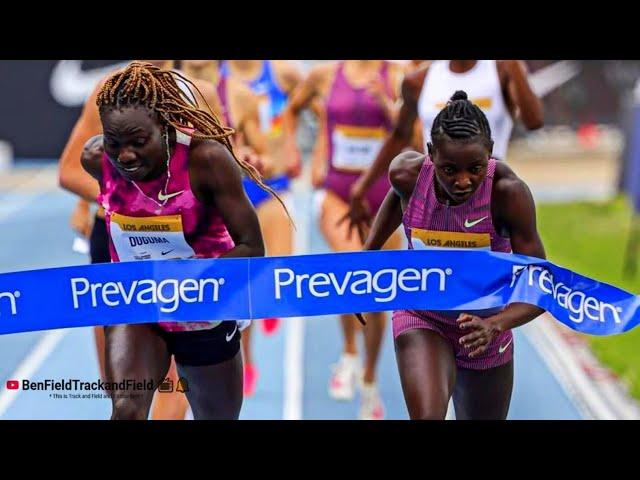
(0, 250, 637, 336)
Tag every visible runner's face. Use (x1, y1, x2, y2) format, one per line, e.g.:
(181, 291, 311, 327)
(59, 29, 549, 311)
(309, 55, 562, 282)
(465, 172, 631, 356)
(101, 105, 167, 182)
(430, 138, 490, 204)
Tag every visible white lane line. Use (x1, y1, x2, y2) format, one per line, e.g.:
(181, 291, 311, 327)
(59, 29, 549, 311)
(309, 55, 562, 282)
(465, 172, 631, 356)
(522, 315, 619, 420)
(283, 174, 308, 420)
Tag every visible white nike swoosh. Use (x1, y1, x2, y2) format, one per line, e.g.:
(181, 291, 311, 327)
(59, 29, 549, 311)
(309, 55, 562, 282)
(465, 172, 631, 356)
(498, 337, 513, 354)
(528, 61, 581, 98)
(49, 60, 129, 107)
(226, 323, 238, 342)
(464, 216, 488, 228)
(157, 190, 185, 202)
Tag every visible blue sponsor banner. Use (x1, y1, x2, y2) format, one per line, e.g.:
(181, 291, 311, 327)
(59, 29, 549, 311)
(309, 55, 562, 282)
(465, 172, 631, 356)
(0, 250, 638, 336)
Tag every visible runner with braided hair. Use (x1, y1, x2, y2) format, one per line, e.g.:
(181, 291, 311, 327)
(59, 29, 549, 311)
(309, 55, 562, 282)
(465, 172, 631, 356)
(59, 60, 226, 420)
(345, 60, 543, 242)
(81, 61, 280, 419)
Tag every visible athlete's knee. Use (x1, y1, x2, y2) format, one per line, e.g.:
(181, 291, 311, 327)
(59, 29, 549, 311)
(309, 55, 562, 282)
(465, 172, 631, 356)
(412, 410, 447, 421)
(111, 396, 151, 420)
(408, 401, 449, 420)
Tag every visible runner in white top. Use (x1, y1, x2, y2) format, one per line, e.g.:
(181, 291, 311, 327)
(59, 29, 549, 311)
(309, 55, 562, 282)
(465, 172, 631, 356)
(345, 60, 543, 238)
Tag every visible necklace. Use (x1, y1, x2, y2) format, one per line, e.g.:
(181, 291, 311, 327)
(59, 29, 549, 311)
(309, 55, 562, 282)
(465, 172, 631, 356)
(130, 130, 176, 208)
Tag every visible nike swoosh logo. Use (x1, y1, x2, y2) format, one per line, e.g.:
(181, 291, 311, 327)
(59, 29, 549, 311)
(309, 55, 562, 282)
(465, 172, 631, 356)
(528, 60, 581, 98)
(49, 60, 129, 107)
(157, 190, 185, 202)
(161, 249, 175, 256)
(498, 338, 513, 354)
(226, 323, 239, 342)
(464, 216, 488, 228)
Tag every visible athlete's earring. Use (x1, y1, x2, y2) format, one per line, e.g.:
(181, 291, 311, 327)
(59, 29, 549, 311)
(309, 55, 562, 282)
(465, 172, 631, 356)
(164, 128, 170, 167)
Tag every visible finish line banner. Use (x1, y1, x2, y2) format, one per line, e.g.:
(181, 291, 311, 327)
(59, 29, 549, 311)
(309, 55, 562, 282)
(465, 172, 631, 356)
(0, 250, 638, 336)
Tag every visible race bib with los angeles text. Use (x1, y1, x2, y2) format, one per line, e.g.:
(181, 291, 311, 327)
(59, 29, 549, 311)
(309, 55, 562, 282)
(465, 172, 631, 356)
(109, 212, 196, 262)
(411, 228, 491, 251)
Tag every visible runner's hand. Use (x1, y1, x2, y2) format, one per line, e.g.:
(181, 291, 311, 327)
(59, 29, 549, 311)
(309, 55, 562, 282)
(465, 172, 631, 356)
(284, 139, 302, 179)
(337, 181, 372, 244)
(70, 203, 92, 238)
(286, 155, 302, 178)
(457, 313, 500, 358)
(237, 146, 266, 176)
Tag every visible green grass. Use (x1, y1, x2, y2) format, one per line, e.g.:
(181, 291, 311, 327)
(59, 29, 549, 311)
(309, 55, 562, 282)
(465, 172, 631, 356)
(537, 196, 640, 398)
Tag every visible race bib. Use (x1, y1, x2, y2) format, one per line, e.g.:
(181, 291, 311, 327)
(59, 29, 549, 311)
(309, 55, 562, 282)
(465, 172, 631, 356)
(411, 228, 491, 251)
(331, 125, 386, 172)
(109, 212, 227, 331)
(109, 212, 196, 262)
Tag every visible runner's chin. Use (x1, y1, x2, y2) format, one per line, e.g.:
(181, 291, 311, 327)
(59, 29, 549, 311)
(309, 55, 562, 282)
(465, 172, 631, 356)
(115, 162, 153, 182)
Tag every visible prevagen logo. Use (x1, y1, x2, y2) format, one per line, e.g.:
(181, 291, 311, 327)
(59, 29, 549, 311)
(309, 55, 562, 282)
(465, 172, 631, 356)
(70, 277, 225, 313)
(0, 290, 20, 316)
(274, 267, 453, 303)
(511, 265, 622, 324)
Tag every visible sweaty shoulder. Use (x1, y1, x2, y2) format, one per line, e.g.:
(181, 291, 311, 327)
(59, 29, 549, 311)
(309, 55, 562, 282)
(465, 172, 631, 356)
(188, 77, 223, 118)
(271, 60, 303, 93)
(495, 60, 527, 82)
(81, 134, 104, 181)
(189, 137, 231, 169)
(387, 61, 404, 85)
(229, 77, 258, 107)
(389, 150, 426, 197)
(492, 161, 532, 203)
(188, 137, 244, 203)
(307, 62, 338, 95)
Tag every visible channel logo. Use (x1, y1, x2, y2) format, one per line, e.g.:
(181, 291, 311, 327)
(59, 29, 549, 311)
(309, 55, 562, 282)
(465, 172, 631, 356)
(6, 380, 19, 390)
